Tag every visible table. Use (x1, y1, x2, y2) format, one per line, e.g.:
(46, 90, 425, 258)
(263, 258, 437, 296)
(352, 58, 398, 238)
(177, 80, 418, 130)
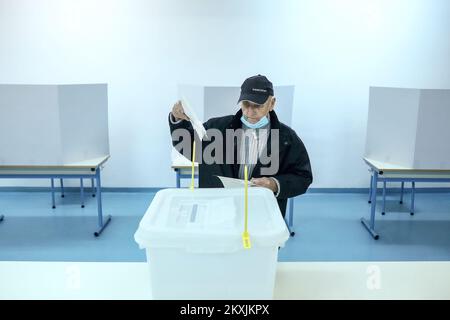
(361, 157, 450, 239)
(1, 260, 448, 299)
(0, 156, 112, 236)
(50, 177, 96, 209)
(172, 164, 295, 236)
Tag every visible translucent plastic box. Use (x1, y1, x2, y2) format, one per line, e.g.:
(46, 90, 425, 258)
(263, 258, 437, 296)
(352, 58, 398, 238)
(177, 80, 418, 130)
(134, 188, 289, 300)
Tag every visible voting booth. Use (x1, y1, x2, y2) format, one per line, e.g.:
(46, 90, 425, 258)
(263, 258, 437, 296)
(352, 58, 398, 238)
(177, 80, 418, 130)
(0, 84, 109, 165)
(134, 188, 290, 299)
(364, 87, 450, 169)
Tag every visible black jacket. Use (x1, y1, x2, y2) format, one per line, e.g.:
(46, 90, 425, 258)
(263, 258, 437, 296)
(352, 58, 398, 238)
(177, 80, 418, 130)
(169, 109, 313, 217)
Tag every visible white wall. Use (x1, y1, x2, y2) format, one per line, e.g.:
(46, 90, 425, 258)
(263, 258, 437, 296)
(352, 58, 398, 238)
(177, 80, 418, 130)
(0, 0, 449, 188)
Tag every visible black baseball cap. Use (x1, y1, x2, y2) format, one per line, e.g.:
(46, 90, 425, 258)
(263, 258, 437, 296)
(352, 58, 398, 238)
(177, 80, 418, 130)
(238, 74, 274, 105)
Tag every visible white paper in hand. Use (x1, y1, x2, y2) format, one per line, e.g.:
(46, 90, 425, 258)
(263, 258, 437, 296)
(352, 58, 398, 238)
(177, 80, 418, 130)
(216, 176, 256, 188)
(181, 97, 208, 140)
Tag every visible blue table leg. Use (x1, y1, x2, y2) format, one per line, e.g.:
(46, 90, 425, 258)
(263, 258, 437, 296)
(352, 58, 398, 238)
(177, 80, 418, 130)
(400, 181, 404, 204)
(381, 181, 386, 215)
(368, 174, 373, 203)
(94, 169, 111, 237)
(80, 178, 85, 208)
(176, 170, 181, 188)
(287, 197, 295, 237)
(60, 179, 65, 198)
(411, 181, 415, 216)
(285, 221, 294, 237)
(289, 197, 294, 227)
(91, 178, 95, 197)
(51, 178, 56, 209)
(361, 171, 379, 239)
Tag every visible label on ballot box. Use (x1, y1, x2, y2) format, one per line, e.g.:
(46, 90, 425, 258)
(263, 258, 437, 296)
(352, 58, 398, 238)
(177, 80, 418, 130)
(134, 188, 289, 299)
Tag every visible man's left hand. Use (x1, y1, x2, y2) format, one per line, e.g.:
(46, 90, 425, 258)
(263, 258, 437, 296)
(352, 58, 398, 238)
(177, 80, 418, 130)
(250, 177, 278, 194)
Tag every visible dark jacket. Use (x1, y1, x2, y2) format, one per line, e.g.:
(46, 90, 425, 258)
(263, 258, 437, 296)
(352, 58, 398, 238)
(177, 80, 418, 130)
(169, 109, 313, 217)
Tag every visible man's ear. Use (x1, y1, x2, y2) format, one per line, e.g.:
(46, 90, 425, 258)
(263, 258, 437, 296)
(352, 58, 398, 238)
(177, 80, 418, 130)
(269, 97, 276, 111)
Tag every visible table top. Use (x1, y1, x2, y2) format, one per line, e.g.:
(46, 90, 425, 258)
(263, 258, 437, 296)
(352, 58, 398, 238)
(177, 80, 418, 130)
(1, 261, 448, 300)
(0, 156, 110, 175)
(363, 157, 450, 178)
(0, 155, 110, 169)
(65, 155, 110, 168)
(172, 163, 199, 169)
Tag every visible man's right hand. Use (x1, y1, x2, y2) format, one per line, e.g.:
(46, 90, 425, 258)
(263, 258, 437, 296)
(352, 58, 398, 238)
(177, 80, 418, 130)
(171, 100, 190, 121)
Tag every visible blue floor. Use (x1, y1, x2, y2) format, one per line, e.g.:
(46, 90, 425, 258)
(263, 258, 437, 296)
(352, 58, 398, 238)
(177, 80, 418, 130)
(0, 190, 449, 262)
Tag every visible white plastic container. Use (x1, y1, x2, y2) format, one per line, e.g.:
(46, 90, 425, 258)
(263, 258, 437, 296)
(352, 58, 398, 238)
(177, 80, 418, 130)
(134, 187, 289, 300)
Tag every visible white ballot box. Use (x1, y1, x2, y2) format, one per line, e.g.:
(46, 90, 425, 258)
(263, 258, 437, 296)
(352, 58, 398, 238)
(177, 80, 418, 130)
(134, 188, 289, 300)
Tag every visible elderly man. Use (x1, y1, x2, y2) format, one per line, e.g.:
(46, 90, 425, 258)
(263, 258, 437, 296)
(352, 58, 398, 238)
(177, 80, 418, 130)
(169, 74, 312, 217)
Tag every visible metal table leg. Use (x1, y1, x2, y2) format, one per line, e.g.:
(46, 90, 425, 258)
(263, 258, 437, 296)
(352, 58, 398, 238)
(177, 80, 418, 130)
(288, 197, 295, 236)
(93, 169, 111, 237)
(51, 178, 56, 209)
(400, 181, 404, 204)
(289, 197, 294, 227)
(60, 179, 65, 198)
(361, 171, 380, 239)
(91, 178, 95, 197)
(176, 169, 181, 188)
(285, 220, 294, 237)
(368, 174, 373, 203)
(80, 178, 85, 208)
(381, 181, 386, 215)
(411, 181, 415, 215)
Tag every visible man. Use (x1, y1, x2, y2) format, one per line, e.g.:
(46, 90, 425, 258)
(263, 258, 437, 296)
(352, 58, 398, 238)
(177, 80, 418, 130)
(169, 74, 312, 217)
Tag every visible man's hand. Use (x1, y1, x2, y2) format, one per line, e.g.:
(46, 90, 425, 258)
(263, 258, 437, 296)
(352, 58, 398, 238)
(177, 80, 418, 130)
(251, 177, 278, 194)
(171, 100, 190, 121)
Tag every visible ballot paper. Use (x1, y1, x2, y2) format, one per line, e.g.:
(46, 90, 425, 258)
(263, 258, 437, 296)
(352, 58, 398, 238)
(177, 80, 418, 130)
(216, 176, 256, 188)
(181, 97, 208, 140)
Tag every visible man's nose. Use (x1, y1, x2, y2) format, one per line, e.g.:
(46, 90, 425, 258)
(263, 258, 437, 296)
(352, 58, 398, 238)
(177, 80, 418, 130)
(246, 106, 258, 114)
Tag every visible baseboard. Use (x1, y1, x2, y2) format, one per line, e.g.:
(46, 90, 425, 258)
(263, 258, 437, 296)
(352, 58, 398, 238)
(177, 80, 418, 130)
(307, 188, 450, 193)
(1, 187, 449, 193)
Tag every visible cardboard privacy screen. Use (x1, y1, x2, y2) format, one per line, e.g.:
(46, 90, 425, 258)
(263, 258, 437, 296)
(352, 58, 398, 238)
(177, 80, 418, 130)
(364, 87, 450, 169)
(0, 84, 109, 165)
